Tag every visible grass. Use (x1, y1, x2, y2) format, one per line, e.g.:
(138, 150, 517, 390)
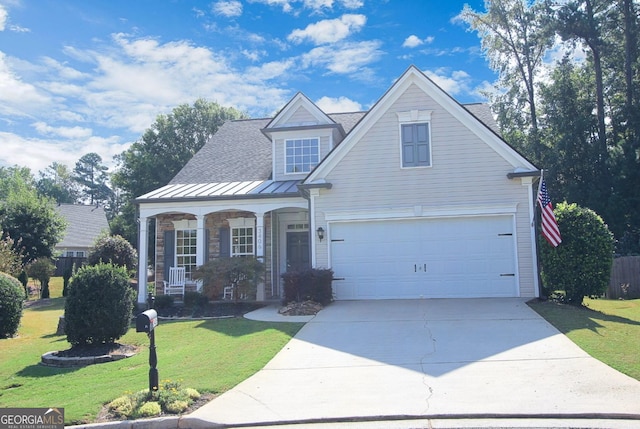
(528, 297, 640, 381)
(0, 277, 304, 425)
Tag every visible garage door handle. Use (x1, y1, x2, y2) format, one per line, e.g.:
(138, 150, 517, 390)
(500, 273, 515, 277)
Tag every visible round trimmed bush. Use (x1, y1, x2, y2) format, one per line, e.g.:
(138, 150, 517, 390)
(88, 235, 137, 273)
(65, 263, 135, 345)
(0, 272, 24, 338)
(540, 202, 614, 305)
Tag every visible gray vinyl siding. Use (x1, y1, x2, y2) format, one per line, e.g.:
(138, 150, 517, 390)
(313, 83, 536, 297)
(286, 106, 320, 125)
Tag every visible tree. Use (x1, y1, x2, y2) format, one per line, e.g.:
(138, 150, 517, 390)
(540, 202, 614, 305)
(0, 236, 24, 278)
(36, 162, 80, 204)
(0, 185, 67, 265)
(26, 258, 55, 299)
(193, 257, 264, 302)
(73, 153, 112, 205)
(461, 0, 555, 163)
(553, 0, 614, 217)
(87, 234, 137, 275)
(111, 99, 246, 245)
(538, 57, 599, 208)
(0, 166, 34, 200)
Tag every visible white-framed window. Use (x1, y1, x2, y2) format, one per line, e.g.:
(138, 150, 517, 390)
(228, 217, 255, 257)
(397, 110, 433, 168)
(76, 251, 85, 258)
(176, 229, 197, 278)
(285, 138, 320, 173)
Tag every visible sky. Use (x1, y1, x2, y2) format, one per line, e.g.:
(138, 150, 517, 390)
(0, 0, 496, 174)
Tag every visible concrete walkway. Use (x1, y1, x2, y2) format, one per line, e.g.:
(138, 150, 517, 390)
(182, 299, 640, 428)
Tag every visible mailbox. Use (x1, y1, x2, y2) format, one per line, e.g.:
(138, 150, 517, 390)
(136, 309, 158, 333)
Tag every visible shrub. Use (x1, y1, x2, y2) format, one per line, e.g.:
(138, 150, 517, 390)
(0, 236, 24, 278)
(0, 272, 24, 338)
(26, 258, 55, 299)
(108, 381, 200, 419)
(193, 257, 264, 301)
(540, 202, 614, 305)
(183, 291, 208, 308)
(281, 268, 333, 305)
(135, 401, 161, 418)
(154, 294, 174, 309)
(87, 234, 137, 274)
(65, 263, 135, 345)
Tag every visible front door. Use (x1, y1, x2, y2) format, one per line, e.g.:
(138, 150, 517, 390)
(286, 231, 310, 271)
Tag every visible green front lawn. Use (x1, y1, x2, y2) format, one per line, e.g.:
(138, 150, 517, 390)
(529, 297, 640, 381)
(0, 279, 303, 425)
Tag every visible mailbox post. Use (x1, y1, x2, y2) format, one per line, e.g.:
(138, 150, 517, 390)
(136, 307, 159, 394)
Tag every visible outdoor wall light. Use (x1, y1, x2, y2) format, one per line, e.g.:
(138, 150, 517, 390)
(316, 227, 325, 242)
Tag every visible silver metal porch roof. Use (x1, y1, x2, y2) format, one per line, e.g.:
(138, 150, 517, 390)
(136, 180, 302, 203)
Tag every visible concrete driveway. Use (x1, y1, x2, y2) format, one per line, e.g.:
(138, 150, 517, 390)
(183, 299, 640, 428)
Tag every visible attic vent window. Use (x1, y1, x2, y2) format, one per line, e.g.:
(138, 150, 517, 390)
(285, 138, 319, 173)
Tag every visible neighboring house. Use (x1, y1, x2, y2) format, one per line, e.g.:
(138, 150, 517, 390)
(55, 204, 110, 258)
(135, 66, 540, 304)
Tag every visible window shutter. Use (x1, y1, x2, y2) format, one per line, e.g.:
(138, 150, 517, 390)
(401, 123, 430, 167)
(204, 228, 210, 263)
(163, 230, 175, 281)
(219, 227, 230, 258)
(401, 124, 416, 167)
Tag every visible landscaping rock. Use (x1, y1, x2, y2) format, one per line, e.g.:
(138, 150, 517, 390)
(278, 300, 323, 316)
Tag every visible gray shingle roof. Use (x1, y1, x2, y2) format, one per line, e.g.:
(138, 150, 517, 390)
(55, 204, 110, 249)
(170, 118, 272, 185)
(463, 103, 500, 135)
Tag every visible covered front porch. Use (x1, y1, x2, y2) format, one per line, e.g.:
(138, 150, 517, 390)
(136, 181, 314, 304)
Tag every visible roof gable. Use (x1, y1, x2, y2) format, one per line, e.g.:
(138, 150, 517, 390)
(304, 65, 536, 183)
(264, 92, 336, 130)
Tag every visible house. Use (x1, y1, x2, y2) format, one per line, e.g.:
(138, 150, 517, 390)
(135, 66, 540, 304)
(55, 204, 110, 258)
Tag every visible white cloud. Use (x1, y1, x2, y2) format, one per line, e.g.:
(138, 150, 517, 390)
(212, 1, 243, 17)
(250, 0, 362, 13)
(0, 5, 7, 31)
(32, 122, 93, 139)
(340, 0, 363, 8)
(303, 0, 333, 9)
(68, 33, 291, 130)
(249, 0, 293, 13)
(301, 40, 382, 74)
(402, 35, 435, 48)
(288, 14, 367, 45)
(315, 95, 362, 113)
(241, 49, 266, 62)
(245, 59, 295, 81)
(0, 131, 127, 172)
(424, 68, 472, 96)
(0, 52, 51, 116)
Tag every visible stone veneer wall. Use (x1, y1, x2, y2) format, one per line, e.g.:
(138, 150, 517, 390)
(155, 211, 273, 300)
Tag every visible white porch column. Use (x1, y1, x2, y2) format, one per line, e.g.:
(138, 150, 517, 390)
(196, 215, 205, 268)
(309, 188, 320, 267)
(137, 216, 149, 305)
(255, 212, 265, 301)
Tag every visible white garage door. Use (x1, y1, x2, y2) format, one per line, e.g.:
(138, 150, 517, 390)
(330, 216, 517, 299)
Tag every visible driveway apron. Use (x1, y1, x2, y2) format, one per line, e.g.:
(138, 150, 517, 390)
(184, 299, 640, 427)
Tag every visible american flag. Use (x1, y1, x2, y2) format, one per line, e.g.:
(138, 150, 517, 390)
(537, 179, 562, 247)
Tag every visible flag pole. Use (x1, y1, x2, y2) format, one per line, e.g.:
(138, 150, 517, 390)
(534, 169, 544, 299)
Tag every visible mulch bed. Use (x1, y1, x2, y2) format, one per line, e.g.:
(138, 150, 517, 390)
(155, 301, 265, 318)
(55, 343, 140, 358)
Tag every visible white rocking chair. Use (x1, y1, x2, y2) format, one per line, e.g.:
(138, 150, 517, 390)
(163, 267, 186, 298)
